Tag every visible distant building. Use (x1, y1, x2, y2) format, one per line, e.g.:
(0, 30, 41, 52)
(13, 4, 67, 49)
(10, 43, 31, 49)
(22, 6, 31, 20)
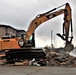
(0, 24, 26, 38)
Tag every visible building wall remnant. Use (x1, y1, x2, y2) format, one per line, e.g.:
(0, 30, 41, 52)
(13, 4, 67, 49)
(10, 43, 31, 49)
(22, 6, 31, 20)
(0, 24, 26, 38)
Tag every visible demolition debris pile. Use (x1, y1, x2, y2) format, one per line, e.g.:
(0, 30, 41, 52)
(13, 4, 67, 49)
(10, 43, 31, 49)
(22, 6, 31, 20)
(0, 47, 76, 67)
(27, 47, 76, 67)
(45, 49, 76, 67)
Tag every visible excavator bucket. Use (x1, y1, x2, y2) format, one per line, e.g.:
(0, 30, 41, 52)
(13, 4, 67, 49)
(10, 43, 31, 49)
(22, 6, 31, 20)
(64, 43, 74, 52)
(56, 33, 74, 52)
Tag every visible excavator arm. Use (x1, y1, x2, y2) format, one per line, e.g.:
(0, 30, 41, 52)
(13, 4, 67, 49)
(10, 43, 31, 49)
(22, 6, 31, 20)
(24, 3, 73, 48)
(25, 9, 64, 41)
(57, 3, 73, 44)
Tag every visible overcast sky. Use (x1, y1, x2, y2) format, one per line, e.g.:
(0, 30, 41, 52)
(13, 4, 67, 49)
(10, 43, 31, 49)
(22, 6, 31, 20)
(0, 0, 76, 47)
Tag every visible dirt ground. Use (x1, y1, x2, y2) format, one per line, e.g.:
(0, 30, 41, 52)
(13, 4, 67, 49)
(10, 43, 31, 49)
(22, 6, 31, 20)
(0, 65, 76, 75)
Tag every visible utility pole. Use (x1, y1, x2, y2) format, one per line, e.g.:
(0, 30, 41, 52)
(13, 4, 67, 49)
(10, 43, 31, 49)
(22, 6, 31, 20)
(54, 37, 55, 48)
(51, 30, 53, 49)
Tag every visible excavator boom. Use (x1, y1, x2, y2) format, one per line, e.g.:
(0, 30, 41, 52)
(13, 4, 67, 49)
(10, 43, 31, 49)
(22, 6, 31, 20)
(25, 9, 64, 41)
(25, 3, 73, 46)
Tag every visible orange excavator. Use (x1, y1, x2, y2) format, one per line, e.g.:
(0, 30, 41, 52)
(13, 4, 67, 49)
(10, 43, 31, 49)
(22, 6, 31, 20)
(4, 3, 74, 62)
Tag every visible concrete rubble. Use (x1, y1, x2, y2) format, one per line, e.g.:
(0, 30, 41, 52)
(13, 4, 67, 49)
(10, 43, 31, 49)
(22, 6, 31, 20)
(46, 50, 76, 67)
(28, 47, 76, 67)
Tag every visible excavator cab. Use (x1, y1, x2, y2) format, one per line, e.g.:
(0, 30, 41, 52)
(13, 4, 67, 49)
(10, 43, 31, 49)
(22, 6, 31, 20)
(18, 33, 35, 48)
